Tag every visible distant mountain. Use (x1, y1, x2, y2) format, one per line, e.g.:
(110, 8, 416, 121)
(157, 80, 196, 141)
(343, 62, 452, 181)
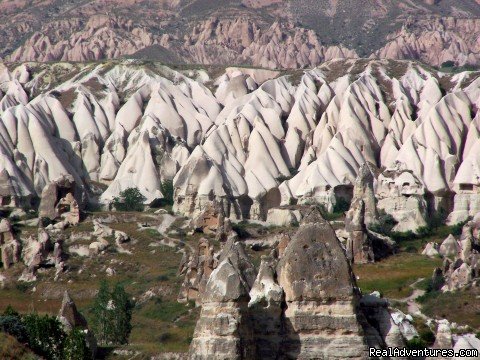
(3, 0, 480, 68)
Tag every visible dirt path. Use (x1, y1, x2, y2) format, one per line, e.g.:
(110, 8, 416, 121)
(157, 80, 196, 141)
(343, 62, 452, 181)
(397, 278, 429, 320)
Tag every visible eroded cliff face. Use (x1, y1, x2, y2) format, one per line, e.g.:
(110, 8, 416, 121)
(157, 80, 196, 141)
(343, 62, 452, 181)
(375, 17, 480, 67)
(2, 1, 480, 67)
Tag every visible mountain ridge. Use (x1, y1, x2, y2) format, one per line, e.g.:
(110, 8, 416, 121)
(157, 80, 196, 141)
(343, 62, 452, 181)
(2, 0, 480, 68)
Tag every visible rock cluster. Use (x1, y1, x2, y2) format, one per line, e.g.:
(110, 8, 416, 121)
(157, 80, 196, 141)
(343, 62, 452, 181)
(344, 163, 397, 263)
(423, 221, 480, 292)
(19, 228, 65, 282)
(38, 175, 81, 226)
(430, 319, 480, 356)
(189, 209, 408, 359)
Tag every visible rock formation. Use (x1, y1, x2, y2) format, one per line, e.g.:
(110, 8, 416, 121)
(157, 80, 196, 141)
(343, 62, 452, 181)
(178, 238, 217, 304)
(2, 3, 480, 68)
(58, 291, 97, 358)
(430, 319, 480, 356)
(345, 163, 396, 263)
(422, 222, 480, 292)
(188, 241, 256, 360)
(189, 207, 410, 359)
(345, 163, 377, 263)
(0, 218, 21, 269)
(376, 166, 428, 233)
(247, 256, 283, 359)
(38, 176, 81, 224)
(0, 59, 478, 226)
(276, 216, 370, 359)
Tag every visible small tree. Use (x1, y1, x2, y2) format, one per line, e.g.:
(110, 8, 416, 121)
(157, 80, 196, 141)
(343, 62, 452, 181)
(441, 60, 455, 68)
(113, 188, 146, 212)
(91, 281, 133, 345)
(91, 280, 114, 345)
(111, 283, 133, 345)
(160, 180, 174, 207)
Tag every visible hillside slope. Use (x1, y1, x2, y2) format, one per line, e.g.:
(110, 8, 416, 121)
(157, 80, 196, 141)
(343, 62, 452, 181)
(2, 0, 480, 67)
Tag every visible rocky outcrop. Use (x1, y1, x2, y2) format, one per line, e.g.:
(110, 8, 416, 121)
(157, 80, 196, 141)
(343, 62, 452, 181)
(277, 218, 370, 359)
(38, 175, 81, 224)
(247, 256, 283, 359)
(266, 207, 302, 227)
(0, 59, 479, 224)
(345, 163, 396, 263)
(58, 291, 97, 358)
(345, 163, 377, 263)
(178, 238, 217, 304)
(0, 218, 21, 269)
(376, 166, 428, 233)
(188, 241, 256, 360)
(424, 222, 480, 292)
(189, 207, 403, 359)
(9, 16, 158, 63)
(439, 234, 461, 258)
(191, 201, 225, 235)
(375, 18, 480, 67)
(180, 18, 358, 69)
(360, 294, 409, 351)
(431, 319, 480, 356)
(3, 2, 480, 68)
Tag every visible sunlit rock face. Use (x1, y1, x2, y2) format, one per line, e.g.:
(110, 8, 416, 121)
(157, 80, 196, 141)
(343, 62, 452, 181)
(0, 59, 479, 223)
(188, 208, 412, 359)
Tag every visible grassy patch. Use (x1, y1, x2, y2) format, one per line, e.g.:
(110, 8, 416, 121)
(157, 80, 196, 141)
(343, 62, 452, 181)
(419, 288, 480, 331)
(138, 300, 191, 323)
(130, 302, 199, 354)
(0, 214, 194, 358)
(354, 253, 443, 299)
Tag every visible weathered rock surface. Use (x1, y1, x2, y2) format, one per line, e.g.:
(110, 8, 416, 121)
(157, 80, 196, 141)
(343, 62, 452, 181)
(188, 241, 255, 360)
(277, 220, 369, 359)
(178, 238, 217, 304)
(425, 222, 480, 292)
(2, 3, 480, 68)
(189, 208, 404, 359)
(376, 166, 428, 233)
(0, 218, 21, 269)
(345, 163, 396, 263)
(58, 291, 97, 358)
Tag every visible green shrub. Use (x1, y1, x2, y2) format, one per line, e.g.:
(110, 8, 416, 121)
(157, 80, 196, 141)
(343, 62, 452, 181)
(333, 197, 351, 213)
(63, 328, 90, 360)
(158, 180, 174, 207)
(427, 208, 447, 230)
(419, 328, 436, 346)
(231, 222, 251, 239)
(0, 315, 28, 343)
(113, 188, 146, 212)
(23, 314, 66, 360)
(441, 60, 455, 68)
(3, 305, 19, 317)
(276, 168, 299, 183)
(406, 336, 427, 350)
(369, 210, 397, 236)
